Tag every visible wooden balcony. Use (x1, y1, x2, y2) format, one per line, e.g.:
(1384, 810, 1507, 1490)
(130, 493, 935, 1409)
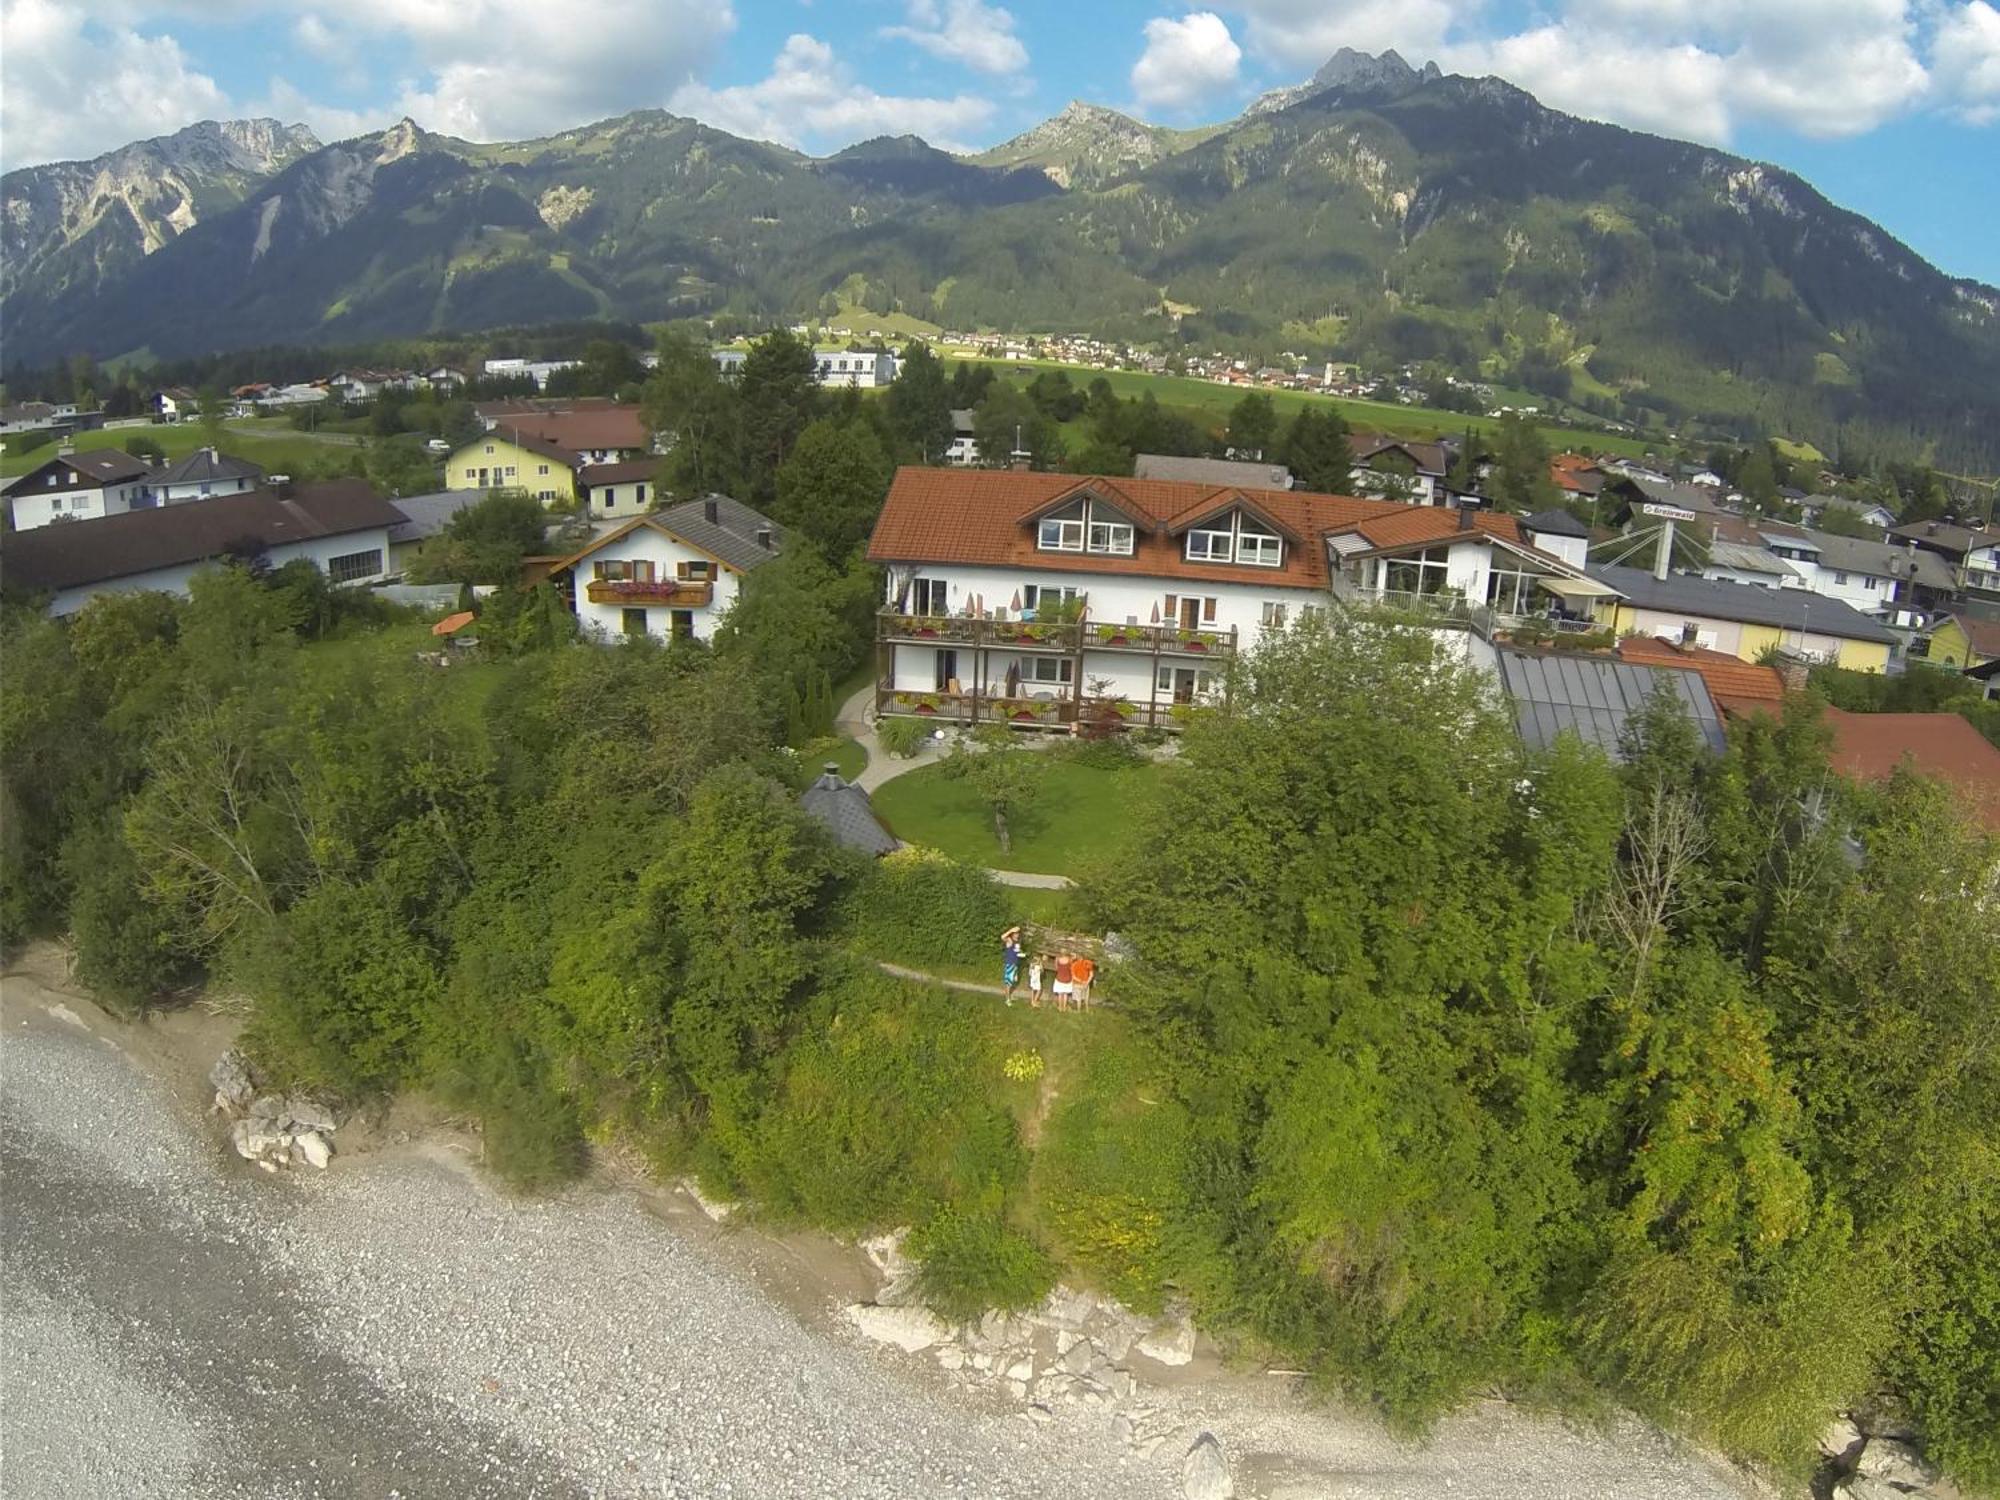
(585, 578, 713, 607)
(876, 686, 1199, 732)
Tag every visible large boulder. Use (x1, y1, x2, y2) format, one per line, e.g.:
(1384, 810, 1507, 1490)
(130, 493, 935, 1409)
(844, 1303, 949, 1353)
(208, 1051, 257, 1113)
(295, 1131, 332, 1170)
(280, 1095, 339, 1135)
(1181, 1432, 1233, 1500)
(1137, 1313, 1196, 1367)
(1821, 1416, 1866, 1466)
(1834, 1478, 1918, 1500)
(1854, 1437, 1939, 1490)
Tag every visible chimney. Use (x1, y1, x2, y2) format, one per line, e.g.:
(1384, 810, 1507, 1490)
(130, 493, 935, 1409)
(822, 762, 841, 778)
(703, 497, 718, 524)
(1679, 621, 1699, 648)
(1771, 649, 1811, 694)
(755, 526, 773, 550)
(1457, 504, 1475, 531)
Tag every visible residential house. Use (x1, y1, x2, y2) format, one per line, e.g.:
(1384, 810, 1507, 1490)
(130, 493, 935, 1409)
(864, 467, 1618, 732)
(382, 489, 492, 573)
(800, 767, 899, 855)
(3, 479, 401, 616)
(1777, 528, 1957, 626)
(1701, 536, 1800, 590)
(154, 387, 200, 422)
(1600, 473, 1736, 526)
(1549, 453, 1606, 500)
(1513, 509, 1592, 573)
(0, 401, 61, 435)
(1890, 519, 2000, 602)
(153, 448, 266, 505)
(1349, 434, 1449, 505)
(425, 367, 468, 392)
(1495, 649, 1726, 757)
(1822, 709, 2000, 832)
(1803, 494, 1897, 531)
(576, 459, 660, 520)
(1613, 635, 1789, 718)
(446, 428, 582, 503)
(1133, 454, 1294, 490)
(945, 408, 980, 467)
(483, 357, 579, 389)
(813, 349, 897, 389)
(261, 383, 329, 409)
(1921, 611, 2000, 670)
(470, 400, 650, 463)
(542, 495, 781, 644)
(2, 450, 155, 530)
(712, 348, 749, 377)
(1588, 565, 1899, 671)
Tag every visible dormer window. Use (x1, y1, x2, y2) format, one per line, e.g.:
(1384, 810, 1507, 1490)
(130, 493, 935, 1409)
(1036, 494, 1137, 555)
(1183, 510, 1285, 567)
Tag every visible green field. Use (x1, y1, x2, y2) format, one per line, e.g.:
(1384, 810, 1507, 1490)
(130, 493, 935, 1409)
(949, 356, 1659, 460)
(0, 422, 361, 481)
(870, 755, 1157, 876)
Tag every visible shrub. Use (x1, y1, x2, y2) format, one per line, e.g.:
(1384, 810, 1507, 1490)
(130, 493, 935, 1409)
(839, 846, 1009, 970)
(1062, 734, 1143, 771)
(877, 716, 932, 759)
(61, 817, 190, 1012)
(910, 1193, 1056, 1323)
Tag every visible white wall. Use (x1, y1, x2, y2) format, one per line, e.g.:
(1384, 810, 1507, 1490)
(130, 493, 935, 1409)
(1612, 603, 1856, 662)
(158, 475, 258, 505)
(1524, 530, 1589, 569)
(44, 526, 393, 617)
(589, 479, 654, 518)
(9, 477, 149, 530)
(571, 526, 747, 643)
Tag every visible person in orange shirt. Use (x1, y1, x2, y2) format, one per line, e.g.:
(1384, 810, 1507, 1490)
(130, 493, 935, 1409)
(1070, 954, 1095, 1009)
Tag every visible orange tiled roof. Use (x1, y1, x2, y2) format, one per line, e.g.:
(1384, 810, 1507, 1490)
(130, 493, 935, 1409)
(865, 467, 1529, 591)
(1823, 707, 2000, 831)
(1617, 635, 1787, 703)
(498, 406, 649, 454)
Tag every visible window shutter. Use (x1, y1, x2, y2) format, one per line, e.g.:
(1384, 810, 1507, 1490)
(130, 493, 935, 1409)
(676, 561, 690, 580)
(1164, 593, 1178, 617)
(1203, 597, 1217, 623)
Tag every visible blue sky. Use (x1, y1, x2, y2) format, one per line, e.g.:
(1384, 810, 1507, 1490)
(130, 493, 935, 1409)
(5, 1, 1997, 282)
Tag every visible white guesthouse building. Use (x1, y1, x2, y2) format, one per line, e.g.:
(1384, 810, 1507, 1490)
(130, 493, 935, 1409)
(542, 496, 783, 644)
(864, 467, 1618, 731)
(2, 449, 155, 530)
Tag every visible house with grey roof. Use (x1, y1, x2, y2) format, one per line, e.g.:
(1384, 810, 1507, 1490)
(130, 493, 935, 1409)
(1589, 564, 1900, 671)
(152, 447, 265, 505)
(800, 766, 899, 855)
(540, 494, 782, 644)
(1495, 648, 1725, 758)
(1133, 453, 1295, 491)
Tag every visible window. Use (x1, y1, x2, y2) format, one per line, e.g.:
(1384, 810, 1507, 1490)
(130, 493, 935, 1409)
(1038, 517, 1085, 551)
(43, 473, 56, 486)
(1029, 657, 1074, 685)
(676, 560, 713, 581)
(1864, 575, 1877, 590)
(1486, 565, 1540, 616)
(1380, 546, 1452, 596)
(911, 577, 949, 615)
(670, 609, 695, 640)
(622, 608, 649, 637)
(484, 444, 495, 454)
(1834, 571, 1850, 586)
(538, 464, 549, 476)
(636, 484, 647, 504)
(1260, 602, 1288, 628)
(1185, 527, 1233, 562)
(505, 466, 517, 479)
(595, 559, 634, 581)
(1021, 583, 1077, 614)
(326, 548, 382, 584)
(1087, 520, 1134, 555)
(1237, 530, 1283, 567)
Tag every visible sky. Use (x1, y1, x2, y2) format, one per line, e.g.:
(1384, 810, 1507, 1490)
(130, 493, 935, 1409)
(3, 0, 1997, 284)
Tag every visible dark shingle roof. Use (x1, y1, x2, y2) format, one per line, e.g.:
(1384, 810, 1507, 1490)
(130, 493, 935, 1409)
(153, 448, 265, 486)
(1, 449, 153, 497)
(1590, 565, 1900, 644)
(800, 769, 899, 855)
(654, 495, 783, 573)
(1522, 507, 1591, 540)
(1496, 649, 1725, 757)
(387, 490, 487, 545)
(3, 480, 403, 593)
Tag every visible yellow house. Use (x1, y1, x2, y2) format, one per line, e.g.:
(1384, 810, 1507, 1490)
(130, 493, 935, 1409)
(446, 428, 579, 504)
(1922, 613, 2000, 670)
(1589, 565, 1897, 673)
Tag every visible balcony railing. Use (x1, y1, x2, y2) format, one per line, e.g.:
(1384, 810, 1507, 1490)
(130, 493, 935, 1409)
(877, 610, 1236, 658)
(586, 578, 713, 607)
(876, 686, 1200, 731)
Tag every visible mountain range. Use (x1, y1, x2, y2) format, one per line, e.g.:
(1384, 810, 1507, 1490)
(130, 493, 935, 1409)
(4, 52, 1997, 467)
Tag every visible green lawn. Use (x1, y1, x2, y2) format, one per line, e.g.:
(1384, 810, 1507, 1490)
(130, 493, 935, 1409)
(0, 423, 353, 480)
(870, 755, 1158, 876)
(952, 356, 1659, 460)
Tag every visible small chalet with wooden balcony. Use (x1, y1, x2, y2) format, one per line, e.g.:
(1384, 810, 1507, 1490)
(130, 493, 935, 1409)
(865, 467, 1616, 731)
(541, 494, 781, 643)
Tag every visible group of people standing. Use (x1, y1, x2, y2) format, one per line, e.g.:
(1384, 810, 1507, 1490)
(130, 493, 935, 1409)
(1000, 927, 1095, 1011)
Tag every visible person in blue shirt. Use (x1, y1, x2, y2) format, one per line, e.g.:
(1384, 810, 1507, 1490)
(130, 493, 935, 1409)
(1000, 926, 1022, 1004)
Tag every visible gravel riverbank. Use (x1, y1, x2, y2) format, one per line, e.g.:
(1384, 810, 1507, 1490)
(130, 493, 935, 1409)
(1, 967, 1768, 1500)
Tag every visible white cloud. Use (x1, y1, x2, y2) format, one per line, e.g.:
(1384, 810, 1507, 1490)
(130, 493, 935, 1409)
(1221, 0, 1947, 145)
(668, 34, 997, 152)
(884, 0, 1029, 75)
(0, 0, 231, 166)
(1935, 0, 2000, 123)
(1132, 12, 1243, 111)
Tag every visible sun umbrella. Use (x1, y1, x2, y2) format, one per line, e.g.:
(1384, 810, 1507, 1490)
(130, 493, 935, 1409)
(433, 611, 476, 636)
